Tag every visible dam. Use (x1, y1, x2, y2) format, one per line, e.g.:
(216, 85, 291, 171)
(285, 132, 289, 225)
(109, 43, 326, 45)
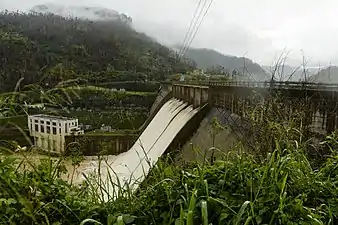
(68, 80, 338, 201)
(70, 98, 200, 201)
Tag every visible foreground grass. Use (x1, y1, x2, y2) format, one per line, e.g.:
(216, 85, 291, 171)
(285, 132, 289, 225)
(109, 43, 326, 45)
(0, 133, 338, 225)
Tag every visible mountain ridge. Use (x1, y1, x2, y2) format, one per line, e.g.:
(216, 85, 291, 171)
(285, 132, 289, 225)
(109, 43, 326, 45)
(182, 47, 269, 81)
(0, 11, 191, 92)
(31, 4, 132, 25)
(309, 66, 338, 83)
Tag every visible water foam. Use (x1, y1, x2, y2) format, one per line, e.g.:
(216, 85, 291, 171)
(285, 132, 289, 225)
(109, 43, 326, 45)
(70, 98, 199, 201)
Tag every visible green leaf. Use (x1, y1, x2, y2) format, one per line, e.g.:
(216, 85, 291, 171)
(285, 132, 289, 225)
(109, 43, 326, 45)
(201, 200, 209, 225)
(116, 216, 125, 225)
(0, 157, 16, 168)
(80, 219, 103, 225)
(235, 201, 250, 225)
(186, 211, 193, 225)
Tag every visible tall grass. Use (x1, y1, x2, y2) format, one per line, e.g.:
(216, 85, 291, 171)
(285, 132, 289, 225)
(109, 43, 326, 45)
(1, 128, 337, 224)
(1, 81, 338, 224)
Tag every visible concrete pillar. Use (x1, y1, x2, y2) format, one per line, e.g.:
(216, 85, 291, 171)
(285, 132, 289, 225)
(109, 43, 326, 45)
(194, 88, 201, 108)
(327, 103, 336, 134)
(116, 139, 119, 154)
(184, 87, 189, 103)
(231, 94, 234, 113)
(189, 87, 194, 105)
(201, 89, 208, 105)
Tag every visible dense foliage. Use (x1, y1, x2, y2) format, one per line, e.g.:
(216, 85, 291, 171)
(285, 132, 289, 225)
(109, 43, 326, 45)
(0, 11, 193, 92)
(63, 110, 148, 130)
(1, 9, 337, 225)
(63, 86, 156, 109)
(0, 132, 338, 224)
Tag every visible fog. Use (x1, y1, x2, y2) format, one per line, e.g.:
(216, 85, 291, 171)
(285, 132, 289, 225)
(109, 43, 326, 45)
(1, 0, 338, 67)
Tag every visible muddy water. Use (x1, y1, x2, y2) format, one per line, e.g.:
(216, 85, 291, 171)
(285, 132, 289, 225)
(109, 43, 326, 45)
(68, 98, 199, 201)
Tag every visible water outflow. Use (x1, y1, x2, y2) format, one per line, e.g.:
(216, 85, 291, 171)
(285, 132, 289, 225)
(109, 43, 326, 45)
(73, 98, 199, 201)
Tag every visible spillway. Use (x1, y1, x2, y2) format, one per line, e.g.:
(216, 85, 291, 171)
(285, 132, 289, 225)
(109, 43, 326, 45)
(70, 98, 199, 201)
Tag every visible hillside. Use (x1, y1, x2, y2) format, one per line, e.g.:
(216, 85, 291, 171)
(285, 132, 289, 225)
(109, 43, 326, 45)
(31, 4, 132, 25)
(0, 11, 192, 92)
(262, 65, 319, 81)
(308, 66, 338, 83)
(183, 48, 269, 81)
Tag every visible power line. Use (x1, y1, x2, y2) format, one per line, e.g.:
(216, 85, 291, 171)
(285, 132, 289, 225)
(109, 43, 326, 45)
(181, 0, 214, 57)
(179, 0, 209, 58)
(178, 0, 204, 57)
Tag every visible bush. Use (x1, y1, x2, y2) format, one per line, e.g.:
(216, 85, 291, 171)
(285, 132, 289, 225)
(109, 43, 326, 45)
(0, 132, 338, 224)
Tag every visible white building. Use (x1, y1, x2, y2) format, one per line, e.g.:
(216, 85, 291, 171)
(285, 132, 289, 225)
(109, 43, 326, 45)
(28, 114, 84, 153)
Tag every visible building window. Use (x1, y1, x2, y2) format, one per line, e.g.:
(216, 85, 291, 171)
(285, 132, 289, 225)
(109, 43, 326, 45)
(75, 122, 77, 126)
(35, 120, 38, 123)
(47, 126, 51, 134)
(65, 123, 68, 133)
(52, 122, 56, 126)
(59, 128, 61, 134)
(35, 124, 39, 132)
(53, 127, 57, 135)
(41, 120, 44, 124)
(47, 121, 50, 125)
(40, 125, 45, 133)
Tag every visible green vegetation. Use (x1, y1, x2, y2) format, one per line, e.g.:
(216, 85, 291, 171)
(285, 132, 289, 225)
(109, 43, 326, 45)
(1, 129, 338, 224)
(1, 8, 337, 225)
(64, 86, 157, 109)
(0, 11, 193, 92)
(1, 87, 338, 224)
(168, 72, 230, 82)
(64, 110, 148, 130)
(183, 48, 268, 81)
(97, 81, 160, 93)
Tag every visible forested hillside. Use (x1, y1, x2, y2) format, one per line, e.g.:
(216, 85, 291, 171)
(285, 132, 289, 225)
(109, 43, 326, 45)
(184, 48, 269, 80)
(0, 12, 192, 92)
(309, 66, 338, 83)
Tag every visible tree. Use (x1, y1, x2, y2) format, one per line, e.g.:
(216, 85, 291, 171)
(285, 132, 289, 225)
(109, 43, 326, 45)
(0, 12, 195, 92)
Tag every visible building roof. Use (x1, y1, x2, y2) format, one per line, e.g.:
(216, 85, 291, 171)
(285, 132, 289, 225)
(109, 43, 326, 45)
(29, 114, 76, 121)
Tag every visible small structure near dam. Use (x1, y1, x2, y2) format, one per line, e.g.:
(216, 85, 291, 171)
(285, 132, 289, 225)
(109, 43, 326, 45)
(28, 114, 84, 153)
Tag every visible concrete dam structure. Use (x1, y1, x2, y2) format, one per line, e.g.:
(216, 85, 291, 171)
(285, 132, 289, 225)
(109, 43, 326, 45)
(71, 98, 202, 201)
(69, 80, 338, 201)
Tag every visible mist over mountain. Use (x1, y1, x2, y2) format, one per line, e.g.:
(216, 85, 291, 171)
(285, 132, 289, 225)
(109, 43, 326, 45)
(182, 48, 269, 81)
(309, 66, 338, 83)
(0, 9, 192, 92)
(26, 3, 337, 84)
(31, 4, 132, 25)
(262, 65, 319, 81)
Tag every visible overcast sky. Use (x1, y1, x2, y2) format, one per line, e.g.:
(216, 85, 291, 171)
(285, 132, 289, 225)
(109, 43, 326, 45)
(1, 0, 338, 67)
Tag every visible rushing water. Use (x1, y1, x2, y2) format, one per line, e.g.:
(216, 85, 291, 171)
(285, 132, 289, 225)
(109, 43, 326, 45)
(68, 98, 199, 201)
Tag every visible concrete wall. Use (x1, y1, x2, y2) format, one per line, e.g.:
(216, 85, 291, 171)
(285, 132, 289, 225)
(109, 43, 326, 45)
(166, 104, 211, 155)
(66, 133, 137, 156)
(171, 82, 338, 135)
(172, 84, 209, 108)
(208, 86, 338, 135)
(176, 108, 243, 163)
